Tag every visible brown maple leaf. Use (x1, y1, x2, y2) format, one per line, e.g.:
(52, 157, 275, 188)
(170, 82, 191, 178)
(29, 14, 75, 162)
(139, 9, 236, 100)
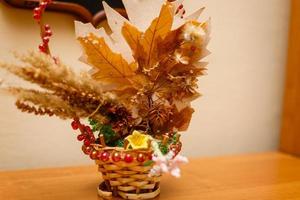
(171, 106, 194, 131)
(122, 22, 142, 61)
(78, 33, 138, 88)
(139, 2, 174, 69)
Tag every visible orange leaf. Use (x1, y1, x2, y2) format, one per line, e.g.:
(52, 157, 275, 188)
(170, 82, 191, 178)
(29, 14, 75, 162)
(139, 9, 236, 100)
(140, 2, 173, 69)
(122, 22, 142, 59)
(172, 106, 194, 131)
(78, 34, 138, 88)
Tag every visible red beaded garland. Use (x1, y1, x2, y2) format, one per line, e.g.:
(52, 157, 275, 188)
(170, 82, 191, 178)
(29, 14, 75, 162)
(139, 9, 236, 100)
(40, 1, 48, 9)
(71, 121, 79, 130)
(100, 152, 110, 162)
(43, 36, 50, 44)
(33, 13, 41, 20)
(90, 150, 98, 160)
(38, 44, 45, 52)
(82, 145, 92, 155)
(33, 7, 41, 14)
(84, 139, 91, 146)
(137, 153, 145, 163)
(77, 134, 85, 141)
(124, 154, 133, 163)
(85, 126, 93, 135)
(45, 29, 52, 37)
(112, 152, 121, 162)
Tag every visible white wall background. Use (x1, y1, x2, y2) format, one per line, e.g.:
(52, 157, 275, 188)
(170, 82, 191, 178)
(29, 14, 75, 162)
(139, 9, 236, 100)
(0, 0, 290, 170)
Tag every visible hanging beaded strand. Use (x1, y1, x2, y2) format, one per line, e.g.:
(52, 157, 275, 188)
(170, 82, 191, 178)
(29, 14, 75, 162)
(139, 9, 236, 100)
(33, 0, 53, 55)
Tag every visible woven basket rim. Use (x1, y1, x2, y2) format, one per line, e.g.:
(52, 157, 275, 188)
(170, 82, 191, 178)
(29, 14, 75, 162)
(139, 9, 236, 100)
(92, 144, 153, 154)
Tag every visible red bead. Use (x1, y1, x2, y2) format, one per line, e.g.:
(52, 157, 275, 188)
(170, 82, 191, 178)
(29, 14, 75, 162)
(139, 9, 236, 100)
(71, 121, 79, 130)
(178, 4, 183, 9)
(40, 2, 48, 9)
(77, 134, 85, 141)
(90, 150, 98, 160)
(85, 126, 92, 135)
(33, 13, 41, 20)
(38, 44, 46, 52)
(82, 145, 92, 155)
(33, 7, 41, 14)
(124, 154, 133, 163)
(100, 152, 110, 162)
(112, 152, 121, 162)
(137, 153, 145, 163)
(45, 30, 52, 37)
(84, 139, 91, 146)
(43, 36, 49, 44)
(90, 136, 95, 143)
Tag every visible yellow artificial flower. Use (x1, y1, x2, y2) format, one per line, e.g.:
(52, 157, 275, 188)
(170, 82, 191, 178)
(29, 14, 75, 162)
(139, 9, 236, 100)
(126, 130, 150, 150)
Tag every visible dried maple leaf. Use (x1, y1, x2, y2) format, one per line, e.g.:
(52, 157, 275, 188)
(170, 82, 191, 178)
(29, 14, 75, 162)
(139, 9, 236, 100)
(78, 33, 138, 88)
(139, 2, 174, 69)
(122, 22, 142, 61)
(157, 26, 182, 61)
(171, 106, 194, 131)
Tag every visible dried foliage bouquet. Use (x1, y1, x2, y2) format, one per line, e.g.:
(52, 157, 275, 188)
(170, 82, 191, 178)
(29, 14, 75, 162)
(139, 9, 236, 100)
(0, 0, 209, 199)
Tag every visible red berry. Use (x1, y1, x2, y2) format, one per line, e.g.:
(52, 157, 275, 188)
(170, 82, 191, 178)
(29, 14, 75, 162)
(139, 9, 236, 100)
(40, 2, 48, 9)
(89, 136, 95, 143)
(38, 44, 46, 52)
(124, 154, 133, 163)
(112, 152, 121, 162)
(148, 154, 153, 160)
(84, 139, 91, 146)
(178, 4, 183, 9)
(43, 36, 50, 44)
(33, 7, 41, 14)
(85, 126, 92, 135)
(77, 134, 85, 141)
(71, 121, 79, 130)
(100, 152, 110, 162)
(90, 150, 98, 160)
(137, 153, 145, 163)
(33, 13, 41, 20)
(45, 29, 52, 37)
(82, 145, 92, 155)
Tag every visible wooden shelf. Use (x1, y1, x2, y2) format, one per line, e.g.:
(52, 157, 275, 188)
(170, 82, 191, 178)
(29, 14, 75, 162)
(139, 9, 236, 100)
(1, 152, 300, 199)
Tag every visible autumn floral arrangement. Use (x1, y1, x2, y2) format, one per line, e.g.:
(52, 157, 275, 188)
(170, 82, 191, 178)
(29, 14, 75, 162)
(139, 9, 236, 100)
(0, 0, 210, 199)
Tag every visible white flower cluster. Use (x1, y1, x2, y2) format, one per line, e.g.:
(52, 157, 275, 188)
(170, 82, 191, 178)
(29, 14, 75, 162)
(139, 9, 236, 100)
(150, 141, 188, 178)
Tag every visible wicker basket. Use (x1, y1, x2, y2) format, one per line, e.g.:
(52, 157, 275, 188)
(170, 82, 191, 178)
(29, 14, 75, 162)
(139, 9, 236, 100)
(93, 145, 161, 200)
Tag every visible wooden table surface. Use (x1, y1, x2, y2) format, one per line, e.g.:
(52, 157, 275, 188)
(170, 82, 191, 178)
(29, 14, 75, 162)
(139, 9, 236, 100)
(1, 152, 300, 200)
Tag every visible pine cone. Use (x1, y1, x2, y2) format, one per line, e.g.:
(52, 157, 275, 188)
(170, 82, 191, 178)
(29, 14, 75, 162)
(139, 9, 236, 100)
(148, 104, 173, 133)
